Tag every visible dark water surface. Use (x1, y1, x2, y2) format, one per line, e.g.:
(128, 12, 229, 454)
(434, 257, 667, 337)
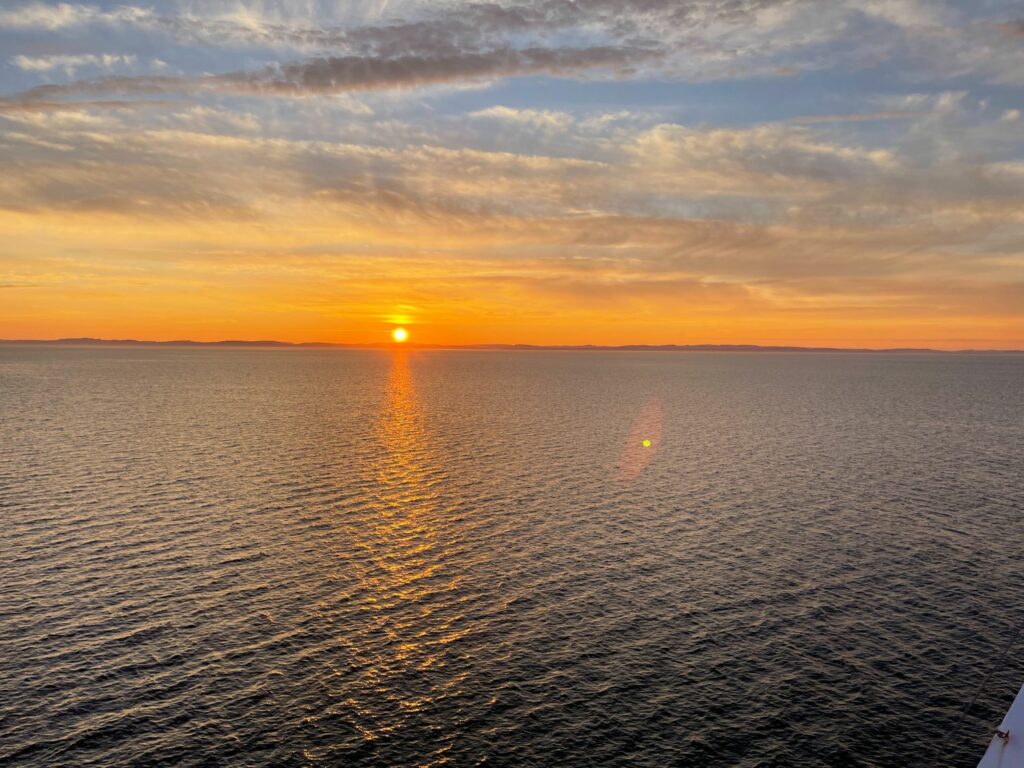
(2, 347, 1023, 767)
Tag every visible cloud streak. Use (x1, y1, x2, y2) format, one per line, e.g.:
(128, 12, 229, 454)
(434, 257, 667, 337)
(3, 45, 659, 110)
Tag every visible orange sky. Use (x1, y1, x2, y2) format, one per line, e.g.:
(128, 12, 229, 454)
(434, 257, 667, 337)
(2, 198, 1020, 349)
(1, 2, 1022, 349)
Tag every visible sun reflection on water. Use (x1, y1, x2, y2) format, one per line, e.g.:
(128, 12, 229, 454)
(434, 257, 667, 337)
(333, 351, 466, 757)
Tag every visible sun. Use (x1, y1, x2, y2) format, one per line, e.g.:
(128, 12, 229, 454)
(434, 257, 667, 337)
(392, 327, 409, 343)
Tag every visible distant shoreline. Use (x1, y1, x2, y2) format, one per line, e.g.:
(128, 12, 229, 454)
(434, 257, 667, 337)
(2, 338, 1022, 354)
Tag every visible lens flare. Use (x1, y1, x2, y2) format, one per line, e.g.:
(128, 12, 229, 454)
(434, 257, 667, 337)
(617, 399, 663, 482)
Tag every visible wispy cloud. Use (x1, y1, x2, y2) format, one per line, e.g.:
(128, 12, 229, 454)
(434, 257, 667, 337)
(0, 2, 149, 30)
(789, 111, 922, 123)
(2, 45, 659, 111)
(12, 53, 137, 75)
(995, 19, 1024, 37)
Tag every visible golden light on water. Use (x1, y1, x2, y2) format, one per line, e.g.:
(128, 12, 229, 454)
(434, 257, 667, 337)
(392, 327, 409, 343)
(333, 351, 462, 734)
(642, 439, 652, 448)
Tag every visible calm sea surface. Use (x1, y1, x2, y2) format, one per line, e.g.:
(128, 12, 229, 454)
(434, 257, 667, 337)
(2, 347, 1023, 767)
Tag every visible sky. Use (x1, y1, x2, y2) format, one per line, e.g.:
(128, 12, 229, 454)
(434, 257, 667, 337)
(0, 0, 1022, 348)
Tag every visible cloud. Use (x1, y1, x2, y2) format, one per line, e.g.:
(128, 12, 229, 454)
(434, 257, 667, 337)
(628, 124, 898, 201)
(11, 54, 138, 76)
(0, 0, 793, 44)
(3, 102, 1020, 252)
(0, 2, 151, 30)
(995, 19, 1024, 37)
(789, 111, 921, 123)
(1, 45, 658, 110)
(229, 46, 657, 93)
(1, 0, 1021, 101)
(469, 106, 573, 129)
(0, 0, 821, 111)
(0, 2, 101, 30)
(0, 98, 175, 114)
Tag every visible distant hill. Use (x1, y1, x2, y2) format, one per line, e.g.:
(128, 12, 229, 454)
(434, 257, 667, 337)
(1, 337, 1021, 353)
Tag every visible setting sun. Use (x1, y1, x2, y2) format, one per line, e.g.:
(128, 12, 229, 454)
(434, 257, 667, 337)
(392, 327, 409, 343)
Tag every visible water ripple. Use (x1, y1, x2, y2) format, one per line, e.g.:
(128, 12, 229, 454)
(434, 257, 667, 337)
(1, 348, 1023, 766)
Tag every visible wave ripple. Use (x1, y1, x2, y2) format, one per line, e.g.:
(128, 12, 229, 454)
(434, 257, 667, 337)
(2, 348, 1023, 767)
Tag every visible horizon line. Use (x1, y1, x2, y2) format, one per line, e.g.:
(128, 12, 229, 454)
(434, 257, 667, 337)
(2, 337, 1023, 354)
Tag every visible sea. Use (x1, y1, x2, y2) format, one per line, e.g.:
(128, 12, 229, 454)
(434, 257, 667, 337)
(1, 346, 1023, 767)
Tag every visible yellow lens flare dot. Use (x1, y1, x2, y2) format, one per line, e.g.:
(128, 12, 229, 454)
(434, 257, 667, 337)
(392, 327, 408, 343)
(642, 439, 652, 448)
